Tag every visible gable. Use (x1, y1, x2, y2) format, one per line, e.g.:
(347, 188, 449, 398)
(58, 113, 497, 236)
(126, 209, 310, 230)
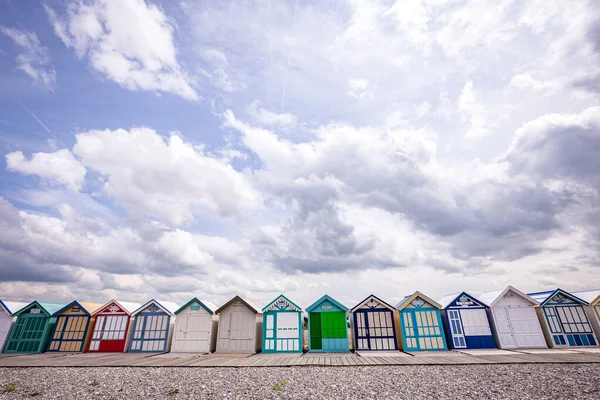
(306, 295, 348, 313)
(95, 301, 129, 316)
(397, 291, 442, 311)
(446, 293, 488, 309)
(14, 302, 51, 317)
(215, 296, 260, 314)
(310, 299, 344, 313)
(263, 295, 302, 313)
(351, 295, 395, 312)
(54, 301, 90, 316)
(530, 289, 588, 307)
(545, 291, 586, 306)
(176, 298, 214, 315)
(132, 300, 172, 316)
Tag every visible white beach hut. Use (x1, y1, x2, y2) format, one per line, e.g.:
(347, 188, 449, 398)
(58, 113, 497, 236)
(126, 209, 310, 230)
(171, 298, 218, 353)
(215, 296, 262, 353)
(479, 286, 547, 349)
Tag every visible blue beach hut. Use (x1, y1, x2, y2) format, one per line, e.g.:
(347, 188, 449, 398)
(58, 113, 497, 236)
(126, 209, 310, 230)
(350, 295, 398, 351)
(528, 289, 598, 348)
(396, 291, 447, 351)
(439, 292, 496, 349)
(307, 295, 349, 352)
(128, 299, 178, 352)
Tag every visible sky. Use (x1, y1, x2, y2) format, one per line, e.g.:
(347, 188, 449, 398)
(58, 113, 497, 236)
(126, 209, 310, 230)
(0, 0, 599, 310)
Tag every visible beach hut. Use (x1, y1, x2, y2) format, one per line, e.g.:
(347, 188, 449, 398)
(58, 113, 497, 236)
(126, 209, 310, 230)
(4, 301, 65, 354)
(573, 290, 600, 340)
(395, 291, 447, 351)
(528, 289, 598, 348)
(47, 301, 104, 352)
(439, 292, 496, 349)
(0, 301, 27, 352)
(128, 300, 178, 352)
(307, 294, 349, 352)
(171, 298, 217, 353)
(86, 300, 141, 352)
(479, 286, 547, 349)
(350, 295, 397, 351)
(215, 296, 262, 353)
(0, 301, 28, 352)
(262, 295, 303, 353)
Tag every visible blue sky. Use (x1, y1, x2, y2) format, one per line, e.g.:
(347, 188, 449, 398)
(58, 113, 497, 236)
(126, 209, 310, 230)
(0, 0, 599, 309)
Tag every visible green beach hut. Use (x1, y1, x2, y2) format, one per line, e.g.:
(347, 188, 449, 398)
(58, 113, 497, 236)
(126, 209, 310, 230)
(307, 294, 349, 352)
(4, 301, 64, 354)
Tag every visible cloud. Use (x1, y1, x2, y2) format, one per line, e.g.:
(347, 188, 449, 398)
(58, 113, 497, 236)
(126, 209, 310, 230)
(458, 81, 491, 139)
(0, 26, 56, 89)
(72, 127, 262, 225)
(6, 149, 86, 190)
(347, 78, 374, 100)
(247, 101, 297, 127)
(45, 0, 198, 101)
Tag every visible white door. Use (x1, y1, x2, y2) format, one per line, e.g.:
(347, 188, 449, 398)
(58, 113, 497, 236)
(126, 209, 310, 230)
(230, 312, 253, 352)
(493, 307, 517, 348)
(276, 313, 299, 351)
(265, 314, 275, 351)
(172, 315, 188, 352)
(460, 309, 491, 336)
(0, 314, 12, 351)
(447, 310, 466, 348)
(508, 307, 546, 348)
(185, 314, 210, 352)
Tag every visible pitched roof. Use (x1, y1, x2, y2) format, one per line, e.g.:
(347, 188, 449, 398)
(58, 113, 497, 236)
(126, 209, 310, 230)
(350, 294, 395, 312)
(12, 301, 66, 317)
(175, 298, 216, 314)
(438, 292, 489, 309)
(92, 300, 143, 316)
(131, 299, 178, 316)
(262, 294, 302, 312)
(52, 300, 105, 316)
(214, 295, 262, 314)
(479, 286, 539, 307)
(573, 290, 600, 305)
(305, 294, 348, 313)
(528, 288, 589, 307)
(0, 300, 28, 315)
(396, 291, 442, 311)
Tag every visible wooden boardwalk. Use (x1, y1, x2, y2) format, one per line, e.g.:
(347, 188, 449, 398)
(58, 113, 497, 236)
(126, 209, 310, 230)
(0, 348, 599, 367)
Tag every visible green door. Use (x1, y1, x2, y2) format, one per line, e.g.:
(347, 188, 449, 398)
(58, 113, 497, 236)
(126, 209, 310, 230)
(309, 312, 322, 350)
(5, 314, 49, 353)
(322, 312, 346, 338)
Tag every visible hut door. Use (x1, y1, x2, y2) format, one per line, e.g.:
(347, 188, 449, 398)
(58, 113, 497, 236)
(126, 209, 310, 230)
(493, 307, 516, 348)
(49, 315, 88, 352)
(447, 310, 466, 348)
(354, 312, 368, 350)
(265, 314, 275, 350)
(553, 306, 596, 347)
(0, 312, 12, 350)
(276, 312, 299, 351)
(366, 311, 395, 350)
(173, 314, 188, 347)
(5, 314, 47, 353)
(309, 312, 322, 350)
(186, 313, 210, 351)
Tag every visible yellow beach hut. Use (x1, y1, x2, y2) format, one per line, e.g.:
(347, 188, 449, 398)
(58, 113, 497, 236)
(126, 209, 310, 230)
(47, 301, 104, 352)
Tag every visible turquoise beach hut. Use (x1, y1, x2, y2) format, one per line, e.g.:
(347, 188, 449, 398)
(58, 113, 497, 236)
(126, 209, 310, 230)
(262, 294, 303, 353)
(307, 294, 349, 352)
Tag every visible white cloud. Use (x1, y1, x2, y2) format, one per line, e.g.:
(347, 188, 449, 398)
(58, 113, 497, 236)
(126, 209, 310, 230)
(5, 149, 86, 190)
(458, 81, 491, 139)
(347, 78, 374, 100)
(72, 127, 262, 225)
(0, 26, 56, 89)
(45, 0, 198, 101)
(510, 74, 559, 94)
(247, 101, 297, 127)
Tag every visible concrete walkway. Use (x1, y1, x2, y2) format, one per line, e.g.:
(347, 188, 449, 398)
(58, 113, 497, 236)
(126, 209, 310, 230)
(0, 349, 598, 367)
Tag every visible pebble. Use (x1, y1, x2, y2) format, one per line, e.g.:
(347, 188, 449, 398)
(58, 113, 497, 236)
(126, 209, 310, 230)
(0, 364, 598, 399)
